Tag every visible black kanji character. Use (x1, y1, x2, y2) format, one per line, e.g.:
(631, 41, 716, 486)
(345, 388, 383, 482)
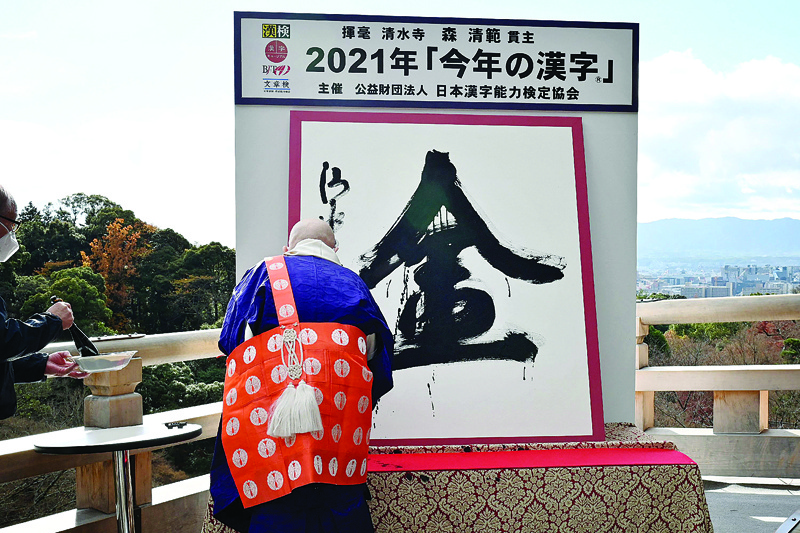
(537, 51, 567, 81)
(439, 48, 471, 78)
(570, 51, 598, 81)
(358, 150, 566, 370)
(472, 49, 502, 79)
(390, 48, 419, 76)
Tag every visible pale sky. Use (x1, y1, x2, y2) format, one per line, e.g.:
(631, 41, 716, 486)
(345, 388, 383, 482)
(1, 0, 798, 247)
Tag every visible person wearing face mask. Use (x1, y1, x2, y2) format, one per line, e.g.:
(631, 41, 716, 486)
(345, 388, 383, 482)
(0, 185, 88, 419)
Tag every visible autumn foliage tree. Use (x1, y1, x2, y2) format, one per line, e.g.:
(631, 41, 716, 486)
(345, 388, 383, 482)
(81, 218, 152, 331)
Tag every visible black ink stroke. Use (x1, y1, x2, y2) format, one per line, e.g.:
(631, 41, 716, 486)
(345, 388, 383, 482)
(358, 150, 566, 371)
(319, 161, 351, 231)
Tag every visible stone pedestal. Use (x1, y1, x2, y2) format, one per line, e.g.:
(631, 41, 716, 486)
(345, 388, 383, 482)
(77, 357, 152, 513)
(83, 357, 143, 428)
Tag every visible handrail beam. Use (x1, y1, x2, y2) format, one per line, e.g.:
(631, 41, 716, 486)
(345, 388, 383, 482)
(637, 294, 800, 325)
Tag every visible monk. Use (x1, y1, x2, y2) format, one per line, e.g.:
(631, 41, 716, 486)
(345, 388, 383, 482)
(210, 219, 393, 532)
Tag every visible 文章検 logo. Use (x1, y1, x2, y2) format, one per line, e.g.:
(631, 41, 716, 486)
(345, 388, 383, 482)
(265, 40, 288, 63)
(262, 24, 290, 39)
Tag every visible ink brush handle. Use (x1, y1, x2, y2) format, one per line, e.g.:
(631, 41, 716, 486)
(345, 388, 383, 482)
(50, 296, 100, 357)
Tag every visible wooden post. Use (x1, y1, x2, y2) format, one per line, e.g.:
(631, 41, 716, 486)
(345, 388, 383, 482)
(713, 390, 768, 434)
(634, 318, 654, 431)
(76, 358, 152, 513)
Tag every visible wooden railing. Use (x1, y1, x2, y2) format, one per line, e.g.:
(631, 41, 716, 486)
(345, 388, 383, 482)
(1, 294, 799, 531)
(635, 293, 800, 477)
(0, 330, 224, 533)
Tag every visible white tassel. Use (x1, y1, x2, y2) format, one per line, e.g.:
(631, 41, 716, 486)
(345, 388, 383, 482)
(266, 380, 323, 438)
(293, 380, 323, 433)
(267, 383, 297, 438)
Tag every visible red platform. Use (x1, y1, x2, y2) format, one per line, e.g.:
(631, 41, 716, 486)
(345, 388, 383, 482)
(369, 446, 696, 472)
(203, 424, 713, 533)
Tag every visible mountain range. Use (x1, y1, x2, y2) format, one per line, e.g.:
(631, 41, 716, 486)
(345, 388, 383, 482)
(637, 218, 800, 264)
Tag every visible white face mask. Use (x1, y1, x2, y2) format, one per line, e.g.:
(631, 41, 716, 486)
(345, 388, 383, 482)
(0, 223, 19, 262)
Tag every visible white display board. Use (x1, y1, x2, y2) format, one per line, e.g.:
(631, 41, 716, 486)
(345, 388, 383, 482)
(233, 12, 639, 441)
(236, 12, 638, 111)
(290, 112, 602, 443)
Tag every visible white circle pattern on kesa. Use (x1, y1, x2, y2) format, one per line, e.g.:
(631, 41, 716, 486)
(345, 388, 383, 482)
(287, 460, 302, 481)
(329, 457, 338, 476)
(285, 435, 296, 447)
(279, 304, 295, 318)
(353, 427, 363, 445)
(267, 471, 284, 490)
(258, 438, 276, 458)
(314, 388, 324, 405)
(358, 396, 370, 413)
(245, 375, 261, 395)
(242, 480, 258, 499)
(358, 336, 367, 355)
(300, 328, 318, 345)
(271, 365, 288, 384)
(303, 357, 321, 375)
(334, 359, 350, 378)
(250, 407, 268, 426)
(227, 359, 236, 377)
(331, 329, 349, 346)
(225, 388, 237, 406)
(268, 262, 284, 270)
(232, 449, 248, 468)
(362, 367, 373, 382)
(331, 424, 342, 443)
(314, 455, 323, 475)
(272, 279, 289, 291)
(346, 459, 357, 477)
(243, 346, 257, 364)
(226, 417, 240, 436)
(334, 392, 347, 410)
(311, 428, 324, 440)
(267, 334, 283, 352)
(361, 458, 368, 476)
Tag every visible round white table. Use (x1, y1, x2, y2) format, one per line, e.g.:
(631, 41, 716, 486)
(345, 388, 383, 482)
(35, 422, 202, 533)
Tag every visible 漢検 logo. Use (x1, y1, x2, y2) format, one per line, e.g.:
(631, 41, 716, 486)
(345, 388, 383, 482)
(265, 40, 288, 63)
(262, 24, 290, 39)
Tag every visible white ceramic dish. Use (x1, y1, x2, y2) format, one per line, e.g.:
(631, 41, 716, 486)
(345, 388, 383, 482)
(72, 351, 137, 373)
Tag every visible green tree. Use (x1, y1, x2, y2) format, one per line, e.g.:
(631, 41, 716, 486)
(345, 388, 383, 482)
(0, 244, 32, 314)
(773, 338, 800, 428)
(17, 203, 88, 275)
(636, 291, 686, 301)
(781, 338, 800, 364)
(177, 243, 236, 323)
(128, 229, 192, 333)
(20, 267, 114, 336)
(55, 193, 120, 226)
(158, 242, 236, 331)
(670, 322, 746, 343)
(138, 358, 225, 477)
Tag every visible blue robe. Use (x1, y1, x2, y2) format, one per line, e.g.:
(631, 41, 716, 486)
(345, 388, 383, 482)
(211, 255, 393, 533)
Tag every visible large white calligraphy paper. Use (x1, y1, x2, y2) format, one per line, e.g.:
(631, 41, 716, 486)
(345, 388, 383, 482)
(290, 111, 603, 444)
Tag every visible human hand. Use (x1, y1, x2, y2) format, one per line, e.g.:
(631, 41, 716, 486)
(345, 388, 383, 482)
(46, 301, 74, 330)
(44, 351, 89, 378)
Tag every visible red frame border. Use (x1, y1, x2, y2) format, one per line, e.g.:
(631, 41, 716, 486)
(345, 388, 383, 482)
(289, 110, 604, 444)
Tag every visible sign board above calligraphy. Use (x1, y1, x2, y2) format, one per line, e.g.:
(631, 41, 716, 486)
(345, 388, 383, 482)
(235, 12, 638, 112)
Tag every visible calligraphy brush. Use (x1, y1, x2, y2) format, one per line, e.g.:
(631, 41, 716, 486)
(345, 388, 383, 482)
(50, 296, 100, 357)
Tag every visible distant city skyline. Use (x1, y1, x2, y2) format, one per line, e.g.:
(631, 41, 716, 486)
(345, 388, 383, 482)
(2, 1, 798, 247)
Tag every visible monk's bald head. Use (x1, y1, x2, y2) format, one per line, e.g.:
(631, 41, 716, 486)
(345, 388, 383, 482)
(287, 218, 336, 250)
